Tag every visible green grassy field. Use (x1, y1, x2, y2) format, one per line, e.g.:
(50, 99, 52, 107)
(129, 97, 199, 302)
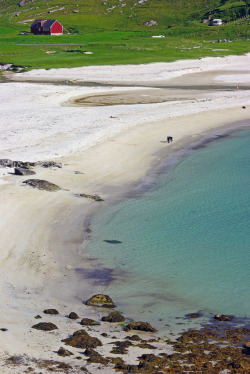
(0, 0, 249, 69)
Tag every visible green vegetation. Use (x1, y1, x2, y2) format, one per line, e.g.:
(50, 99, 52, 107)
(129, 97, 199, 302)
(0, 0, 249, 69)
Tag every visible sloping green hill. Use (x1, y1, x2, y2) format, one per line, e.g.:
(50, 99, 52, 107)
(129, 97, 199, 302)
(0, 0, 249, 69)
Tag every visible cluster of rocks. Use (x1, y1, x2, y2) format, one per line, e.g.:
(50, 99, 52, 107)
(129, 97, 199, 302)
(28, 295, 250, 373)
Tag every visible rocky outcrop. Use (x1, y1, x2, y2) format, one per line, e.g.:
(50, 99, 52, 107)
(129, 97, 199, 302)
(32, 322, 58, 331)
(62, 330, 102, 349)
(0, 159, 36, 168)
(124, 321, 157, 333)
(101, 311, 125, 323)
(75, 193, 104, 202)
(86, 294, 116, 308)
(68, 312, 79, 320)
(43, 309, 59, 315)
(57, 347, 74, 357)
(214, 314, 234, 321)
(23, 179, 61, 191)
(14, 167, 36, 176)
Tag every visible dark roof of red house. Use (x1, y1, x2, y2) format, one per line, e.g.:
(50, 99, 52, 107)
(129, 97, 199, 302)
(31, 19, 62, 28)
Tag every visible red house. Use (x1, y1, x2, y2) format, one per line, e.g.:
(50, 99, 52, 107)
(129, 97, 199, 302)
(30, 19, 63, 35)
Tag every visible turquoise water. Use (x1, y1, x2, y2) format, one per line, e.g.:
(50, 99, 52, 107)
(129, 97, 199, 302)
(86, 126, 250, 334)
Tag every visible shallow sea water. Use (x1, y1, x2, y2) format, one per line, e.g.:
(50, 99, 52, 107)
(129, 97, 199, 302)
(86, 126, 250, 335)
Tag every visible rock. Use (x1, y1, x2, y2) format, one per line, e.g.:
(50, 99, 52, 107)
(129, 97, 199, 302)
(214, 314, 234, 321)
(144, 20, 158, 26)
(68, 312, 79, 320)
(35, 315, 42, 319)
(84, 347, 108, 364)
(75, 193, 104, 202)
(125, 335, 141, 341)
(101, 311, 125, 323)
(124, 321, 157, 333)
(23, 179, 61, 191)
(0, 159, 36, 168)
(14, 167, 36, 176)
(243, 341, 250, 355)
(111, 340, 133, 354)
(62, 330, 102, 348)
(186, 313, 201, 318)
(57, 346, 73, 357)
(80, 318, 97, 326)
(43, 309, 59, 315)
(137, 343, 157, 349)
(86, 294, 116, 308)
(38, 161, 62, 168)
(32, 322, 58, 331)
(0, 328, 8, 331)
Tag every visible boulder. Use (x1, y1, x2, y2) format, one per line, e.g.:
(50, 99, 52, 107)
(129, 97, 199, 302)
(101, 311, 125, 323)
(80, 318, 97, 326)
(43, 309, 59, 315)
(62, 330, 102, 349)
(32, 322, 58, 331)
(57, 346, 73, 357)
(68, 312, 79, 320)
(23, 179, 61, 191)
(35, 315, 42, 319)
(124, 322, 157, 333)
(214, 314, 234, 321)
(186, 313, 201, 318)
(14, 167, 36, 176)
(86, 294, 116, 308)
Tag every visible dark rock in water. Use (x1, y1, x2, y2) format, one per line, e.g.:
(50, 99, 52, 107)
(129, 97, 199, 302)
(214, 314, 234, 321)
(23, 179, 61, 191)
(57, 346, 74, 357)
(101, 311, 125, 323)
(75, 193, 104, 202)
(111, 340, 133, 354)
(104, 240, 122, 244)
(186, 313, 201, 318)
(43, 309, 59, 315)
(35, 315, 42, 319)
(80, 318, 97, 326)
(62, 330, 102, 349)
(32, 322, 58, 331)
(38, 161, 62, 168)
(124, 321, 157, 333)
(84, 347, 108, 364)
(68, 312, 79, 320)
(86, 294, 116, 308)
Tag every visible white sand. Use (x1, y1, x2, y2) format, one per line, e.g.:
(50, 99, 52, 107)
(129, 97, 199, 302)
(0, 54, 250, 372)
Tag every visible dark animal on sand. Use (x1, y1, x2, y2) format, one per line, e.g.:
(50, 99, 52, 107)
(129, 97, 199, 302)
(167, 136, 173, 143)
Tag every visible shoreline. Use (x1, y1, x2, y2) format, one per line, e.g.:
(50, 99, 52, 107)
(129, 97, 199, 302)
(0, 54, 250, 372)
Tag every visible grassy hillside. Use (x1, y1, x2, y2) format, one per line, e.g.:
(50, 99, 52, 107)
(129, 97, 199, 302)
(0, 0, 249, 69)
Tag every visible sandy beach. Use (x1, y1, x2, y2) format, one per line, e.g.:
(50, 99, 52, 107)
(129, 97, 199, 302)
(0, 54, 250, 373)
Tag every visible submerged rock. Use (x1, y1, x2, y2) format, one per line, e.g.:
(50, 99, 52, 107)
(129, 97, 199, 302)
(43, 309, 59, 315)
(23, 179, 61, 191)
(62, 330, 102, 349)
(214, 314, 234, 321)
(101, 311, 125, 323)
(14, 167, 36, 176)
(86, 294, 116, 308)
(186, 313, 201, 318)
(32, 322, 58, 331)
(124, 321, 157, 333)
